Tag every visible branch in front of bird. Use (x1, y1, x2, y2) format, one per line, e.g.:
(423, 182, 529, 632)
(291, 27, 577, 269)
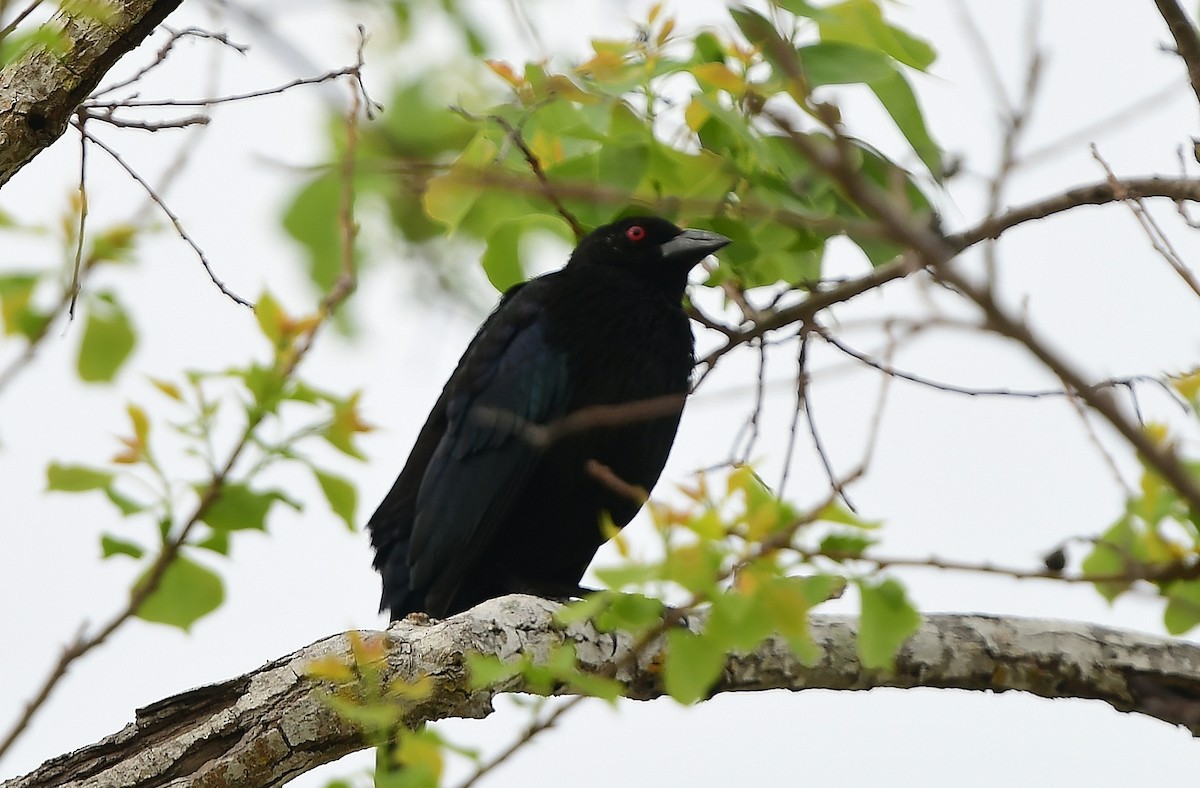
(471, 393, 687, 449)
(584, 460, 648, 506)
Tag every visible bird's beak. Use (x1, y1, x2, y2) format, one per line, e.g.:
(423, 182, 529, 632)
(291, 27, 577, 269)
(659, 228, 731, 266)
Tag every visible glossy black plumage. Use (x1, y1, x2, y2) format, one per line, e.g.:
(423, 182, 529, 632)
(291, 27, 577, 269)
(367, 216, 730, 619)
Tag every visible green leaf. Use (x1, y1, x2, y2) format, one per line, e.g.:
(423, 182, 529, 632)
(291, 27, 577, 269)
(856, 577, 921, 669)
(134, 554, 224, 631)
(323, 391, 373, 460)
(817, 0, 936, 70)
(89, 224, 137, 263)
(594, 591, 664, 633)
(1081, 516, 1136, 601)
(819, 531, 875, 558)
(197, 482, 301, 534)
(467, 653, 523, 689)
(1164, 580, 1200, 634)
(707, 590, 775, 652)
(47, 462, 112, 492)
(663, 542, 724, 595)
(314, 468, 357, 531)
(424, 133, 500, 232)
(479, 215, 565, 292)
(77, 293, 136, 382)
(594, 562, 661, 590)
(148, 376, 183, 401)
(554, 591, 616, 626)
(797, 42, 895, 86)
(758, 574, 841, 664)
(101, 534, 144, 559)
(868, 70, 942, 178)
(282, 175, 342, 292)
(254, 291, 287, 346)
(598, 140, 651, 196)
(664, 629, 726, 704)
(104, 485, 146, 515)
(730, 7, 806, 98)
(0, 274, 45, 338)
(817, 500, 882, 529)
(775, 0, 832, 20)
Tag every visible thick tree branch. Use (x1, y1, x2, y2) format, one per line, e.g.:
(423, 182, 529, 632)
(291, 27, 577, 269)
(0, 0, 182, 187)
(6, 595, 1200, 787)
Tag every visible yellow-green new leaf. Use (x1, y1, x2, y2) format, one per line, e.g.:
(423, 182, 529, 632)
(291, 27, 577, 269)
(198, 482, 301, 534)
(47, 462, 112, 492)
(665, 629, 726, 704)
(134, 554, 224, 631)
(857, 577, 921, 670)
(78, 293, 136, 383)
(314, 468, 357, 531)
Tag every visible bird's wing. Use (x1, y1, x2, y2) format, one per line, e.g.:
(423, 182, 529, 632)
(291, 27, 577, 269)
(408, 288, 570, 614)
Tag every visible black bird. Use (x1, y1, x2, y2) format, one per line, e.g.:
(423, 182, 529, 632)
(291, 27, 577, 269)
(367, 216, 730, 619)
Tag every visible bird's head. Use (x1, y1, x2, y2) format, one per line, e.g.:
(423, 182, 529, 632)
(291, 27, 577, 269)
(567, 216, 731, 296)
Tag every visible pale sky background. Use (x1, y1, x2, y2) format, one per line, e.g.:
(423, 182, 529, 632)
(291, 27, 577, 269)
(3, 1, 1200, 785)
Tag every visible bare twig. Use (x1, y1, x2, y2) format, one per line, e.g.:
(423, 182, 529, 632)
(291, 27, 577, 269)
(73, 123, 252, 307)
(777, 331, 807, 498)
(948, 176, 1200, 247)
(68, 128, 88, 317)
(453, 107, 586, 240)
(803, 547, 1200, 587)
(799, 330, 856, 512)
(1091, 144, 1200, 299)
(0, 0, 43, 42)
(82, 64, 371, 111)
(456, 697, 584, 788)
(731, 339, 768, 464)
(473, 393, 687, 449)
(981, 3, 1042, 285)
(90, 26, 248, 99)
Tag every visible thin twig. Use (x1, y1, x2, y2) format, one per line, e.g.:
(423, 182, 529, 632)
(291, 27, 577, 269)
(82, 65, 369, 110)
(68, 127, 88, 318)
(802, 548, 1200, 587)
(90, 26, 248, 99)
(0, 0, 42, 41)
(777, 331, 807, 498)
(800, 330, 856, 512)
(74, 123, 252, 308)
(981, 3, 1042, 286)
(1091, 144, 1200, 299)
(455, 107, 585, 240)
(731, 339, 768, 465)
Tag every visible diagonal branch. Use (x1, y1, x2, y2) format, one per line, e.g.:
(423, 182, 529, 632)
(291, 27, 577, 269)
(0, 0, 183, 186)
(5, 596, 1200, 788)
(1154, 0, 1200, 115)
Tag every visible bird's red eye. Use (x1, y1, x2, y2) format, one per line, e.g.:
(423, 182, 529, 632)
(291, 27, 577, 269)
(625, 225, 647, 242)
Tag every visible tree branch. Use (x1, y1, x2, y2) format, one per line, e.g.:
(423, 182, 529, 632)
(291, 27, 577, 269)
(1154, 0, 1200, 116)
(0, 0, 182, 187)
(6, 596, 1200, 787)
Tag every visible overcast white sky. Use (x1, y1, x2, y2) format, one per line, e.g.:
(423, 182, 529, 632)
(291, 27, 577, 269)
(3, 1, 1200, 785)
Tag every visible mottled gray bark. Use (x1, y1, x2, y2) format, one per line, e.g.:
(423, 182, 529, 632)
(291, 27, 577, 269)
(0, 0, 182, 186)
(5, 595, 1200, 787)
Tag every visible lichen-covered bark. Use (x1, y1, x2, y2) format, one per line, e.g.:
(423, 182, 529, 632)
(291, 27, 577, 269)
(0, 0, 182, 187)
(6, 595, 1200, 787)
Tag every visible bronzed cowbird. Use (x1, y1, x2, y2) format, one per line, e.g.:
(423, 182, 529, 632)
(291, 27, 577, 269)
(368, 216, 730, 619)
